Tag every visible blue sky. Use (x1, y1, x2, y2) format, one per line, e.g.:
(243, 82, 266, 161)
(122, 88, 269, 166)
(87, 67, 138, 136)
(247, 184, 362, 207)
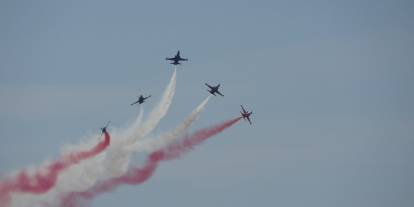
(1, 0, 413, 207)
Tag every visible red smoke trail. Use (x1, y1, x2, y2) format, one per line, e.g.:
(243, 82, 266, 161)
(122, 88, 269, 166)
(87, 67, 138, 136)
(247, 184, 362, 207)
(0, 130, 111, 207)
(62, 117, 242, 207)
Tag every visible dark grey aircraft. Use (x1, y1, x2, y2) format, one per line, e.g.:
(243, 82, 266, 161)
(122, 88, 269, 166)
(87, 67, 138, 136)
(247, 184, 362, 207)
(100, 121, 110, 134)
(205, 83, 224, 96)
(240, 105, 253, 125)
(166, 50, 188, 65)
(131, 95, 151, 105)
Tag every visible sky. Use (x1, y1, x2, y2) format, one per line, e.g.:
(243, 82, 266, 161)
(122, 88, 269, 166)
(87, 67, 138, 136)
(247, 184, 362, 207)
(1, 0, 413, 207)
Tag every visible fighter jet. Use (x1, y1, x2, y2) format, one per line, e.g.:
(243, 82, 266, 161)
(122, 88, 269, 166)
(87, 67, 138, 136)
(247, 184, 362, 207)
(166, 50, 188, 65)
(240, 105, 253, 125)
(205, 83, 224, 96)
(100, 121, 110, 134)
(131, 95, 151, 105)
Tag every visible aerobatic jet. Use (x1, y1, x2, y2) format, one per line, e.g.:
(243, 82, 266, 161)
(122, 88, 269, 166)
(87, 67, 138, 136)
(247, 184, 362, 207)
(240, 105, 253, 125)
(205, 83, 224, 96)
(166, 50, 188, 65)
(100, 121, 110, 134)
(131, 95, 151, 105)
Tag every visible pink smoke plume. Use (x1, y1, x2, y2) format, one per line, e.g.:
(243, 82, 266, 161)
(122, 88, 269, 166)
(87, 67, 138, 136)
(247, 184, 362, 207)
(61, 117, 242, 207)
(0, 130, 111, 207)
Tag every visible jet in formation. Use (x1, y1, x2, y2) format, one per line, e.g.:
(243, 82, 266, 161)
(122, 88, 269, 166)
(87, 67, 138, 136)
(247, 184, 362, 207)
(205, 83, 224, 96)
(240, 105, 253, 125)
(100, 121, 111, 134)
(166, 50, 188, 65)
(131, 95, 151, 105)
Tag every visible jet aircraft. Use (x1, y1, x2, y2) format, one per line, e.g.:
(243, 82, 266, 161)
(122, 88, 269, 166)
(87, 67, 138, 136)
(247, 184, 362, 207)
(166, 50, 188, 65)
(240, 105, 253, 125)
(100, 121, 110, 134)
(205, 83, 224, 96)
(131, 95, 151, 105)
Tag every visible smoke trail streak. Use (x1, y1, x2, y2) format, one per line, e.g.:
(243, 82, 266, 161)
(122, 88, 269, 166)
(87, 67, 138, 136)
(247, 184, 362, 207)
(99, 105, 144, 177)
(0, 131, 110, 207)
(126, 95, 211, 153)
(99, 68, 176, 178)
(122, 105, 144, 140)
(124, 68, 177, 145)
(61, 117, 242, 207)
(100, 94, 210, 181)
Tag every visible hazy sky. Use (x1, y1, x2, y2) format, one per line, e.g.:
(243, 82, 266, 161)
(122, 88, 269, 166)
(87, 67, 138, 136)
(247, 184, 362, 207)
(1, 0, 413, 207)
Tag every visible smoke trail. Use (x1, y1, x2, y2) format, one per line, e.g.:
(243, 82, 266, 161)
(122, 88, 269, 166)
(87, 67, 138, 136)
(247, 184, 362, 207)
(99, 68, 176, 178)
(99, 94, 210, 183)
(126, 95, 211, 153)
(61, 117, 242, 207)
(12, 69, 176, 206)
(124, 68, 177, 145)
(0, 130, 110, 207)
(3, 69, 176, 207)
(121, 105, 144, 140)
(98, 105, 144, 178)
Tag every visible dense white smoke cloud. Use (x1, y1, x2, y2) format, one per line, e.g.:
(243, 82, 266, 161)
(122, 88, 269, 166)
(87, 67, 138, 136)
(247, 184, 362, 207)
(8, 69, 177, 207)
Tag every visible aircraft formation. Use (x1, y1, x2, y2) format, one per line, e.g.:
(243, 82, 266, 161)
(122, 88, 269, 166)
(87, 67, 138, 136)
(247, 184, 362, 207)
(0, 50, 253, 207)
(104, 50, 252, 134)
(165, 50, 252, 124)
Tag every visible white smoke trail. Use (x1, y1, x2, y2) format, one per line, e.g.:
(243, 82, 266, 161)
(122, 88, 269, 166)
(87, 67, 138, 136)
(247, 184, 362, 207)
(57, 95, 211, 207)
(126, 95, 211, 153)
(98, 105, 144, 179)
(7, 69, 177, 207)
(123, 68, 177, 144)
(100, 68, 176, 178)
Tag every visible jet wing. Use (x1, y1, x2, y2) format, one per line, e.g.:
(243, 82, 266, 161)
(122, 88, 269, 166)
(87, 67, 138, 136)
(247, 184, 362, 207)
(216, 90, 224, 96)
(241, 105, 247, 113)
(131, 100, 139, 105)
(246, 116, 252, 125)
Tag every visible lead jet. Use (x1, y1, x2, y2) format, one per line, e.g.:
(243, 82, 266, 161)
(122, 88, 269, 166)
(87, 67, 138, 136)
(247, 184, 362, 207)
(205, 83, 224, 96)
(100, 121, 111, 134)
(240, 105, 253, 125)
(131, 95, 151, 105)
(166, 50, 188, 65)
